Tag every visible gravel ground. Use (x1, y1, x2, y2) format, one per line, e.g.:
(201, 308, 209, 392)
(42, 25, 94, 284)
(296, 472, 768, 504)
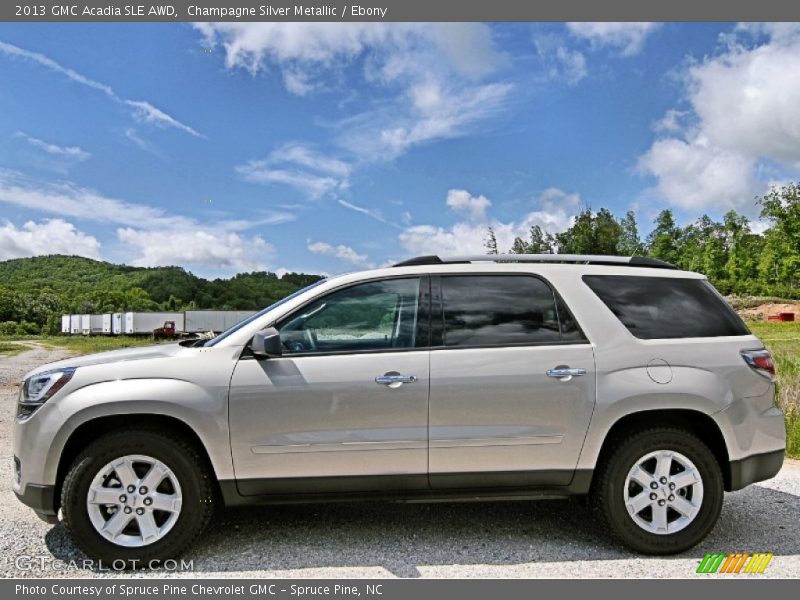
(1, 344, 798, 579)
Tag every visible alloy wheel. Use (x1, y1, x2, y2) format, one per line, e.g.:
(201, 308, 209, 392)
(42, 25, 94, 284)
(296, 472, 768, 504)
(623, 449, 704, 535)
(85, 454, 182, 547)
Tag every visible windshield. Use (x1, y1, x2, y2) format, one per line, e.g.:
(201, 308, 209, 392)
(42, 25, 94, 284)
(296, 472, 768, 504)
(204, 279, 327, 347)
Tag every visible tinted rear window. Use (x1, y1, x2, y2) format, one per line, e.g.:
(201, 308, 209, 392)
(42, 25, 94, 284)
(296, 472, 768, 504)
(441, 275, 585, 347)
(583, 275, 750, 339)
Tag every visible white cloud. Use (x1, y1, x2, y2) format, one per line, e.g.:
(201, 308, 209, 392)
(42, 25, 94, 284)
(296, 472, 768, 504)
(686, 33, 800, 167)
(124, 100, 203, 138)
(117, 228, 272, 272)
(0, 170, 293, 233)
(337, 199, 391, 226)
(0, 40, 115, 95)
(638, 136, 756, 210)
(238, 165, 342, 199)
(0, 170, 294, 274)
(0, 219, 101, 260)
(446, 189, 492, 221)
(0, 40, 202, 137)
(14, 132, 90, 161)
(566, 23, 661, 56)
(236, 144, 350, 199)
(0, 169, 182, 228)
(199, 24, 511, 166)
(653, 109, 688, 134)
(399, 189, 575, 257)
(307, 241, 372, 268)
(278, 144, 351, 177)
(537, 187, 582, 207)
(639, 26, 800, 212)
(733, 23, 800, 43)
(337, 81, 512, 161)
(551, 46, 587, 85)
(534, 35, 587, 85)
(194, 23, 503, 85)
(124, 128, 160, 156)
(282, 69, 316, 95)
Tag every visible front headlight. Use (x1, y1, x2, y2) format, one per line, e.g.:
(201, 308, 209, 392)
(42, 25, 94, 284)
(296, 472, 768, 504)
(17, 367, 76, 420)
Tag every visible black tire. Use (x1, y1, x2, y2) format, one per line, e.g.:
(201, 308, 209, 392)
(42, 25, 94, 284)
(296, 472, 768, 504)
(592, 427, 723, 555)
(61, 429, 215, 567)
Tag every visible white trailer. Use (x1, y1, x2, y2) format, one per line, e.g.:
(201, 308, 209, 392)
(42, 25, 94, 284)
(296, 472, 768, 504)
(79, 314, 91, 335)
(70, 315, 81, 335)
(101, 314, 113, 335)
(183, 310, 257, 334)
(61, 315, 71, 334)
(123, 312, 184, 335)
(88, 314, 106, 335)
(111, 313, 123, 335)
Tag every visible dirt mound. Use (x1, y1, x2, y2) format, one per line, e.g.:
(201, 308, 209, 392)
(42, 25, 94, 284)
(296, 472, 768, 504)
(738, 302, 800, 321)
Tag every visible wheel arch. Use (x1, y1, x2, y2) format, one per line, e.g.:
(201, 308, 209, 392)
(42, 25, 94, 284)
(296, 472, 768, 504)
(54, 414, 221, 512)
(591, 409, 734, 491)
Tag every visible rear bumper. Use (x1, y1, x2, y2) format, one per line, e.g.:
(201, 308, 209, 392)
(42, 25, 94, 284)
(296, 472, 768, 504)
(728, 449, 784, 491)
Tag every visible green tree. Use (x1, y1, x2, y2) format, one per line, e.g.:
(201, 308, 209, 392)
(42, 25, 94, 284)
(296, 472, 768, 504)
(646, 209, 682, 265)
(556, 208, 621, 254)
(758, 183, 800, 289)
(509, 225, 553, 254)
(484, 227, 498, 254)
(616, 211, 643, 256)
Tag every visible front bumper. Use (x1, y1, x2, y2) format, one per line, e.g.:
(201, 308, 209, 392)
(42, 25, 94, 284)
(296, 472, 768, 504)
(14, 483, 57, 523)
(728, 449, 785, 491)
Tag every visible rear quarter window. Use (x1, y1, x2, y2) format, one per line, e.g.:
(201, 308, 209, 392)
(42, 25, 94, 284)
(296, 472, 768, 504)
(582, 275, 750, 339)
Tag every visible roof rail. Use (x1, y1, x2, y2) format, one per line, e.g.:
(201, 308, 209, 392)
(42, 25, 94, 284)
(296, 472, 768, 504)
(392, 254, 677, 269)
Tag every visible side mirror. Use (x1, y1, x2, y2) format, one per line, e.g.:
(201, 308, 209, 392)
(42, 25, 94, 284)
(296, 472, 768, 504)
(250, 327, 283, 359)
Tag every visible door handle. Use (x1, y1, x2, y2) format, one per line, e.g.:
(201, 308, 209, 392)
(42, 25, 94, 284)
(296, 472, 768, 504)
(546, 368, 587, 379)
(375, 374, 418, 385)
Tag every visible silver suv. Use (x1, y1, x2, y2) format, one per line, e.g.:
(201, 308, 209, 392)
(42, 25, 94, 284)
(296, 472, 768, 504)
(13, 254, 785, 563)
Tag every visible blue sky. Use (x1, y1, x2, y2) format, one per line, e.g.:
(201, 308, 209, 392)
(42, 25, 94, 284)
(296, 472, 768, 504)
(1, 22, 799, 277)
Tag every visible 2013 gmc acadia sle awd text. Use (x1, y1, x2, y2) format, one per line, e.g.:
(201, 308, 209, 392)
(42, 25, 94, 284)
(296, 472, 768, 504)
(13, 254, 785, 565)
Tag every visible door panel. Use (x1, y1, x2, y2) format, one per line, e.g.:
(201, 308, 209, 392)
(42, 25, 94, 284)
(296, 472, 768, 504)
(429, 345, 595, 488)
(229, 275, 430, 496)
(229, 351, 430, 494)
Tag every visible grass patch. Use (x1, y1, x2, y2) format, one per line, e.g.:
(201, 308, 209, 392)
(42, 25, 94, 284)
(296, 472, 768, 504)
(0, 341, 29, 357)
(0, 334, 167, 356)
(37, 335, 167, 355)
(750, 321, 800, 457)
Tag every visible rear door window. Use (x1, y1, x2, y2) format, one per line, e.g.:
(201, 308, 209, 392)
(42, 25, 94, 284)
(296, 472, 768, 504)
(582, 275, 750, 339)
(440, 275, 586, 347)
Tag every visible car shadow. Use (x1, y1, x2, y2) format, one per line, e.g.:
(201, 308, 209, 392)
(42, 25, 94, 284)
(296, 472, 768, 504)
(44, 483, 800, 577)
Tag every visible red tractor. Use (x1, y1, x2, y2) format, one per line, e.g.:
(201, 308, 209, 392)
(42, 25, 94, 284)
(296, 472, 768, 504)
(152, 320, 177, 339)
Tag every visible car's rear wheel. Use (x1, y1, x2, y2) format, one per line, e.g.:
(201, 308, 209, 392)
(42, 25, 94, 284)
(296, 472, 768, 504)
(592, 427, 723, 554)
(61, 429, 215, 567)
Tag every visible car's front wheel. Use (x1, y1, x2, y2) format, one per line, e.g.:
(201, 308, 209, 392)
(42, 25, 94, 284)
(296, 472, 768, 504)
(60, 429, 215, 567)
(592, 427, 724, 554)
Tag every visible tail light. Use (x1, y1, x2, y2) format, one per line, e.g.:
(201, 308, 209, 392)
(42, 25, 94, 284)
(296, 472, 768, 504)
(741, 349, 776, 380)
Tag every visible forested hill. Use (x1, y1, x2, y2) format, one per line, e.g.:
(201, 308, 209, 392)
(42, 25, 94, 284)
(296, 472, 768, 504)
(0, 255, 324, 335)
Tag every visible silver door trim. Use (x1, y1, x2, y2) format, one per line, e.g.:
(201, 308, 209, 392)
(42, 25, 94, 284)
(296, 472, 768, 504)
(430, 435, 564, 448)
(251, 440, 425, 454)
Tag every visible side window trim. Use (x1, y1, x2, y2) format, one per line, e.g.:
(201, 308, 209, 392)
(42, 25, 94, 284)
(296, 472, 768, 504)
(554, 289, 589, 343)
(271, 275, 432, 357)
(432, 272, 590, 350)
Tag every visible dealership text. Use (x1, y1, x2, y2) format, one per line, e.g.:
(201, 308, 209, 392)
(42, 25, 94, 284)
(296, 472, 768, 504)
(17, 584, 383, 596)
